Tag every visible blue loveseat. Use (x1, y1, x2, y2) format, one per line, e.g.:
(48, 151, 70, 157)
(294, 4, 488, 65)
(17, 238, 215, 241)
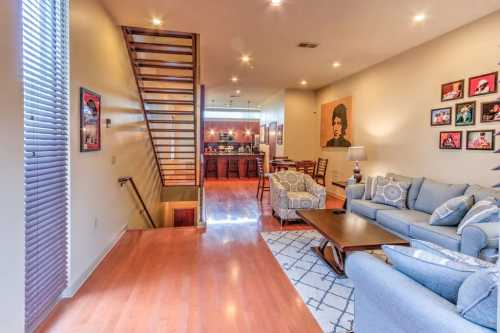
(346, 252, 496, 333)
(346, 173, 499, 261)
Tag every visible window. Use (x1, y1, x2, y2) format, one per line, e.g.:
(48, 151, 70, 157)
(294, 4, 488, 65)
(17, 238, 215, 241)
(22, 0, 69, 331)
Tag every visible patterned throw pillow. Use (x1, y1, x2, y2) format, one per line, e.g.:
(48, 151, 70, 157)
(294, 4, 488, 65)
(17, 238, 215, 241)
(372, 177, 411, 209)
(457, 197, 499, 235)
(410, 239, 494, 269)
(429, 195, 474, 226)
(363, 176, 380, 200)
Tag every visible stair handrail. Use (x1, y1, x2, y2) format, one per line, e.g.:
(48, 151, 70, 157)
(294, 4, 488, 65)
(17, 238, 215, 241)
(118, 177, 157, 228)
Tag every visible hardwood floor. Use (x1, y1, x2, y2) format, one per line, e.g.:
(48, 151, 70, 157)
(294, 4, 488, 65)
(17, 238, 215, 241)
(38, 179, 342, 333)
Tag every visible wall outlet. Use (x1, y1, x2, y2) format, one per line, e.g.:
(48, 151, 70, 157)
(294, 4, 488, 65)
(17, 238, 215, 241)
(111, 155, 117, 165)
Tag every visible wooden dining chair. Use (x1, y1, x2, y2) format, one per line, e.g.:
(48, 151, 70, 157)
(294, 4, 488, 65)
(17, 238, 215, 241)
(314, 158, 328, 186)
(256, 157, 270, 201)
(296, 160, 316, 177)
(270, 156, 289, 172)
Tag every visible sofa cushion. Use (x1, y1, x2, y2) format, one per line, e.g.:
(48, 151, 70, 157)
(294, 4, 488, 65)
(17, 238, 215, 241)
(414, 179, 468, 214)
(458, 268, 498, 330)
(457, 197, 499, 235)
(465, 184, 500, 202)
(372, 177, 411, 209)
(351, 199, 397, 220)
(382, 245, 480, 304)
(363, 176, 380, 200)
(387, 173, 425, 209)
(409, 221, 460, 251)
(429, 195, 474, 226)
(286, 192, 319, 209)
(377, 210, 430, 236)
(410, 239, 494, 269)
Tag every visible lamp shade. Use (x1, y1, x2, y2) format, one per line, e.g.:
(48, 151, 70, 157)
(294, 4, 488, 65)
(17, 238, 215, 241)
(347, 146, 367, 161)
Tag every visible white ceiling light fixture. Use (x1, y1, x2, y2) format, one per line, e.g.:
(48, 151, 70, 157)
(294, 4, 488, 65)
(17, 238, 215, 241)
(413, 13, 427, 23)
(151, 17, 162, 27)
(332, 61, 341, 68)
(300, 80, 308, 86)
(241, 55, 251, 64)
(236, 89, 241, 95)
(270, 0, 282, 7)
(231, 76, 239, 83)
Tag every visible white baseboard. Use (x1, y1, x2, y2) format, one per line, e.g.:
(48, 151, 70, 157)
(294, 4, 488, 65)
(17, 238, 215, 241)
(62, 225, 127, 298)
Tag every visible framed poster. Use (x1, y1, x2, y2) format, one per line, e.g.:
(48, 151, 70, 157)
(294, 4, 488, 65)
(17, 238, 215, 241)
(466, 130, 495, 151)
(430, 107, 452, 126)
(455, 101, 476, 126)
(320, 96, 352, 147)
(439, 131, 462, 150)
(277, 124, 283, 145)
(441, 80, 464, 102)
(468, 72, 498, 97)
(480, 100, 500, 123)
(80, 88, 101, 152)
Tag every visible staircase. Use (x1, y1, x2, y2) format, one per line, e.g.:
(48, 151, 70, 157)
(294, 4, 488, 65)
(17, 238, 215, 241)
(122, 26, 199, 187)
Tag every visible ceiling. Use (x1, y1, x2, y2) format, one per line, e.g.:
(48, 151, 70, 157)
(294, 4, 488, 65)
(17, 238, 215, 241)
(101, 0, 500, 108)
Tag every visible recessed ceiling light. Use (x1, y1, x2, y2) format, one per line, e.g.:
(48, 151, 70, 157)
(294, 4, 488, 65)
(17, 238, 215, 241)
(271, 0, 282, 7)
(413, 13, 426, 23)
(236, 90, 241, 94)
(151, 17, 162, 27)
(241, 55, 251, 63)
(300, 80, 308, 86)
(332, 62, 341, 68)
(231, 76, 239, 83)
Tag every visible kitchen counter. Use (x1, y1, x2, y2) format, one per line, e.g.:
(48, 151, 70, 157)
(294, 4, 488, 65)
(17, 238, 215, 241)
(203, 152, 264, 178)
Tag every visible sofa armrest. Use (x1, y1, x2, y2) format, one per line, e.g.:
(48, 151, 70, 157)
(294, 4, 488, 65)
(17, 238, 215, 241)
(345, 184, 365, 211)
(346, 252, 495, 333)
(270, 178, 288, 209)
(305, 175, 326, 208)
(461, 222, 499, 260)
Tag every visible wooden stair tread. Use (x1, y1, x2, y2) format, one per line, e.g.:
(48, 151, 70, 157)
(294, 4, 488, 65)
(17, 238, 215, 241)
(144, 99, 194, 105)
(124, 26, 194, 39)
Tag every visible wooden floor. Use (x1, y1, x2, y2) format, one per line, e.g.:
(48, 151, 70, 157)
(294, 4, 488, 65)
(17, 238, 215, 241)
(38, 179, 342, 333)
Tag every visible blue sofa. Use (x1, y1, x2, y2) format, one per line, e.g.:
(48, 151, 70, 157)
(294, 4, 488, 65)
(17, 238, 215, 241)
(346, 252, 495, 333)
(346, 173, 499, 261)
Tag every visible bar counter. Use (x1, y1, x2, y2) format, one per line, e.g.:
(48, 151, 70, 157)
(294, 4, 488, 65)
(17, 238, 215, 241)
(203, 152, 264, 178)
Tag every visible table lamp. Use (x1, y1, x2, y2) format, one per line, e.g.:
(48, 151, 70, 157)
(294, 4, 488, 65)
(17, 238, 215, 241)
(347, 146, 367, 183)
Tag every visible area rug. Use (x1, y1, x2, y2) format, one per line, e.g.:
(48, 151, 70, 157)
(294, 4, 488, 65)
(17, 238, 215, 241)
(261, 230, 354, 333)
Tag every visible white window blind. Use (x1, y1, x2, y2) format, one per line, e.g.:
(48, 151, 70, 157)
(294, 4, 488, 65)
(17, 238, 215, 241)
(22, 0, 69, 331)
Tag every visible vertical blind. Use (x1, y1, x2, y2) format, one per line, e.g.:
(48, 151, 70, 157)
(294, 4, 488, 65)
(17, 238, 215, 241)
(22, 0, 69, 331)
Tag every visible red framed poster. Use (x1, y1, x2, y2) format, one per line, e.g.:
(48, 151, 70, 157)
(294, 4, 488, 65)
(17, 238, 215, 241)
(80, 87, 101, 152)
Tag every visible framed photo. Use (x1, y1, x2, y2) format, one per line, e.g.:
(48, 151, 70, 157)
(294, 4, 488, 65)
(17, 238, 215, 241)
(466, 130, 495, 151)
(480, 101, 500, 123)
(264, 125, 269, 144)
(430, 107, 452, 126)
(439, 131, 462, 150)
(454, 101, 476, 126)
(80, 88, 101, 152)
(277, 124, 283, 145)
(259, 125, 265, 144)
(441, 80, 464, 102)
(468, 72, 498, 97)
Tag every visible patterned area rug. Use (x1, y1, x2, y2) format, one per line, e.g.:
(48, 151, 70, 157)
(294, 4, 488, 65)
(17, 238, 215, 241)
(261, 230, 354, 333)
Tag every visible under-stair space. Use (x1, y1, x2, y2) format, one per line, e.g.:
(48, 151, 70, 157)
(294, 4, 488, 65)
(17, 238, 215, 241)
(122, 26, 200, 187)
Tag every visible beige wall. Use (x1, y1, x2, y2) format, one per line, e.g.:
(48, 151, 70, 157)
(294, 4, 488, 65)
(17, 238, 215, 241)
(317, 11, 500, 197)
(0, 1, 25, 331)
(67, 0, 162, 295)
(284, 89, 320, 161)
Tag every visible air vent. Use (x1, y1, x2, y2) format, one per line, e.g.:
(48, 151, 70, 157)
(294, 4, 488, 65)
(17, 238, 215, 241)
(298, 42, 319, 48)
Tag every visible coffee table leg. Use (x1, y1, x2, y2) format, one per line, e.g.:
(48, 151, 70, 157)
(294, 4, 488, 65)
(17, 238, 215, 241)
(312, 238, 346, 276)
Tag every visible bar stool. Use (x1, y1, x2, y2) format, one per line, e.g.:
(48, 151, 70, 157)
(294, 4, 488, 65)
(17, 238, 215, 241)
(205, 158, 218, 178)
(226, 159, 240, 178)
(246, 159, 258, 178)
(256, 157, 270, 201)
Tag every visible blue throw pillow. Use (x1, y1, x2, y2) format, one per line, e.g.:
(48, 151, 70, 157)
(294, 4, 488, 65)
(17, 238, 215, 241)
(457, 197, 499, 235)
(457, 268, 498, 330)
(410, 239, 494, 269)
(382, 245, 480, 304)
(429, 195, 473, 226)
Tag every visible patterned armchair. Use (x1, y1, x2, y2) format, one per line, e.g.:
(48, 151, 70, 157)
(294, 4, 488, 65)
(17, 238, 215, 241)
(270, 170, 326, 226)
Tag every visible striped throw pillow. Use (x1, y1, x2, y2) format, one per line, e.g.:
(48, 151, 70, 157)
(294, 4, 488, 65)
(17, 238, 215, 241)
(457, 197, 499, 235)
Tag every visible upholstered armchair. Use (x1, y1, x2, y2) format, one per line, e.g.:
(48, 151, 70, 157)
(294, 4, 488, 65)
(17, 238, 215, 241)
(270, 170, 326, 226)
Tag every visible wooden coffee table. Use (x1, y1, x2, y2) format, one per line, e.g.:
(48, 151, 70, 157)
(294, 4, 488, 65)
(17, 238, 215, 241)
(297, 209, 409, 276)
